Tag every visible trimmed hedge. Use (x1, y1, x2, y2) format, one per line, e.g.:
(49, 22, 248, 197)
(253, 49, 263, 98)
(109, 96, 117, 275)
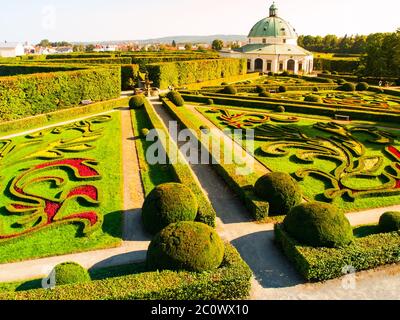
(0, 244, 252, 300)
(254, 172, 302, 216)
(223, 85, 237, 95)
(0, 64, 83, 76)
(147, 58, 247, 89)
(304, 95, 323, 103)
(180, 93, 400, 124)
(167, 91, 185, 106)
(142, 99, 216, 227)
(161, 97, 270, 221)
(379, 212, 400, 233)
(275, 224, 400, 281)
(356, 82, 369, 91)
(147, 221, 225, 272)
(121, 64, 140, 91)
(341, 82, 356, 92)
(313, 58, 360, 73)
(42, 57, 133, 65)
(54, 262, 91, 286)
(142, 183, 198, 234)
(283, 202, 353, 248)
(0, 67, 121, 121)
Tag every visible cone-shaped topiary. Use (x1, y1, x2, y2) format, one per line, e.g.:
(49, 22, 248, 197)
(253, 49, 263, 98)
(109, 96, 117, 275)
(167, 91, 185, 106)
(142, 183, 198, 234)
(254, 172, 302, 215)
(284, 202, 353, 248)
(379, 212, 400, 233)
(53, 262, 91, 286)
(129, 95, 145, 109)
(223, 85, 237, 95)
(147, 221, 225, 272)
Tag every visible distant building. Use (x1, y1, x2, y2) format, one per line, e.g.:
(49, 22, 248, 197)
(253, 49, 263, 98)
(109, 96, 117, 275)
(55, 47, 73, 54)
(220, 2, 313, 74)
(0, 42, 24, 57)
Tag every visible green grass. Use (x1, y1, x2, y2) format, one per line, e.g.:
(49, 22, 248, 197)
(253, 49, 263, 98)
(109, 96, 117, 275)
(196, 104, 400, 213)
(0, 112, 124, 263)
(130, 107, 176, 196)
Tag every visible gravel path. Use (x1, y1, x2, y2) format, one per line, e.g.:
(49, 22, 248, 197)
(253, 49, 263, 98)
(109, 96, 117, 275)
(0, 108, 150, 283)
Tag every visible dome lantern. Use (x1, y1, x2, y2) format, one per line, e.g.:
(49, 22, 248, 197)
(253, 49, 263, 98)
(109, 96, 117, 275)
(269, 2, 278, 17)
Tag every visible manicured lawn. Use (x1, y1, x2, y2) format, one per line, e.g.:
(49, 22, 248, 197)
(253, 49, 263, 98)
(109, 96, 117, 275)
(0, 113, 124, 263)
(197, 105, 400, 212)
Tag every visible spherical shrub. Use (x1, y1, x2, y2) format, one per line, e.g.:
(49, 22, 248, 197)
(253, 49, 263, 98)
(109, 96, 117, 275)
(207, 98, 214, 105)
(256, 85, 265, 93)
(167, 91, 185, 106)
(341, 82, 356, 92)
(337, 79, 346, 85)
(259, 91, 271, 98)
(53, 262, 91, 286)
(356, 82, 369, 91)
(281, 71, 290, 76)
(284, 202, 353, 248)
(304, 95, 323, 103)
(142, 183, 198, 234)
(276, 105, 285, 113)
(254, 172, 302, 215)
(312, 87, 319, 92)
(278, 86, 287, 93)
(141, 128, 150, 138)
(147, 221, 225, 272)
(129, 95, 145, 109)
(268, 71, 274, 76)
(379, 212, 400, 233)
(223, 85, 237, 95)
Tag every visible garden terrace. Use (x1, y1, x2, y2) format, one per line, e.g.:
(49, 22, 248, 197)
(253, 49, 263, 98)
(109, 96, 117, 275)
(195, 103, 400, 212)
(131, 98, 216, 227)
(0, 112, 124, 263)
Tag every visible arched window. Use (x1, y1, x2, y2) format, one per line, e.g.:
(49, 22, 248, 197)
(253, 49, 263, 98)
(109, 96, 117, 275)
(287, 59, 295, 72)
(254, 59, 263, 72)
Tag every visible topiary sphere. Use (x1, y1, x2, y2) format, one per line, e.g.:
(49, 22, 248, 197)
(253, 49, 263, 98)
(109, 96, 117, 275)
(379, 212, 400, 233)
(259, 91, 271, 98)
(256, 85, 265, 93)
(284, 202, 353, 248)
(53, 262, 91, 286)
(167, 91, 185, 106)
(223, 85, 237, 95)
(304, 95, 323, 103)
(207, 98, 214, 105)
(141, 128, 150, 138)
(254, 172, 302, 215)
(356, 82, 369, 91)
(312, 87, 319, 92)
(129, 95, 145, 109)
(341, 82, 356, 92)
(142, 183, 198, 234)
(278, 85, 287, 93)
(147, 221, 225, 272)
(276, 105, 285, 113)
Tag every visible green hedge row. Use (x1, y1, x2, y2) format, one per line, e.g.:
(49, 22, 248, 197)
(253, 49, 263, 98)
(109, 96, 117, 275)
(0, 244, 252, 300)
(161, 97, 269, 221)
(121, 64, 140, 91)
(147, 59, 247, 89)
(42, 57, 133, 65)
(0, 65, 83, 76)
(142, 99, 216, 227)
(0, 67, 121, 121)
(0, 97, 129, 135)
(318, 74, 398, 86)
(46, 53, 116, 59)
(314, 58, 360, 73)
(180, 93, 400, 124)
(193, 84, 340, 94)
(275, 224, 400, 281)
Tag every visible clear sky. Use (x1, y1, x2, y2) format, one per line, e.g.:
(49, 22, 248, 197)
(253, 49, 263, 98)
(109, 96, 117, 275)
(1, 0, 399, 43)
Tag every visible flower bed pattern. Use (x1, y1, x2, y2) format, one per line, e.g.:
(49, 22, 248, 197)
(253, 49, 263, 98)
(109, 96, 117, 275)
(0, 115, 112, 242)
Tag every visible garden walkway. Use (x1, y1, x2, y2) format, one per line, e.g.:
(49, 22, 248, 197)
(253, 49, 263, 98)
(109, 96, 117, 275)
(0, 108, 151, 283)
(150, 98, 400, 300)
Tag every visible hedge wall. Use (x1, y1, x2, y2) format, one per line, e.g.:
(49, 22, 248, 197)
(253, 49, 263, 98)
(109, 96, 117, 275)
(0, 97, 129, 134)
(180, 93, 400, 124)
(0, 65, 83, 76)
(0, 67, 121, 121)
(275, 224, 400, 281)
(46, 54, 115, 59)
(161, 97, 269, 221)
(314, 58, 360, 73)
(121, 64, 140, 91)
(42, 57, 133, 65)
(142, 99, 216, 227)
(147, 59, 247, 89)
(0, 244, 252, 300)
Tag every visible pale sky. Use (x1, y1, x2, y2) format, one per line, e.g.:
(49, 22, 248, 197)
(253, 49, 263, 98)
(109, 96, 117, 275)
(0, 0, 399, 43)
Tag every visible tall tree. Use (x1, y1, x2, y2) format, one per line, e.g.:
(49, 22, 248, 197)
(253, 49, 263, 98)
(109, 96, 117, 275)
(212, 39, 224, 51)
